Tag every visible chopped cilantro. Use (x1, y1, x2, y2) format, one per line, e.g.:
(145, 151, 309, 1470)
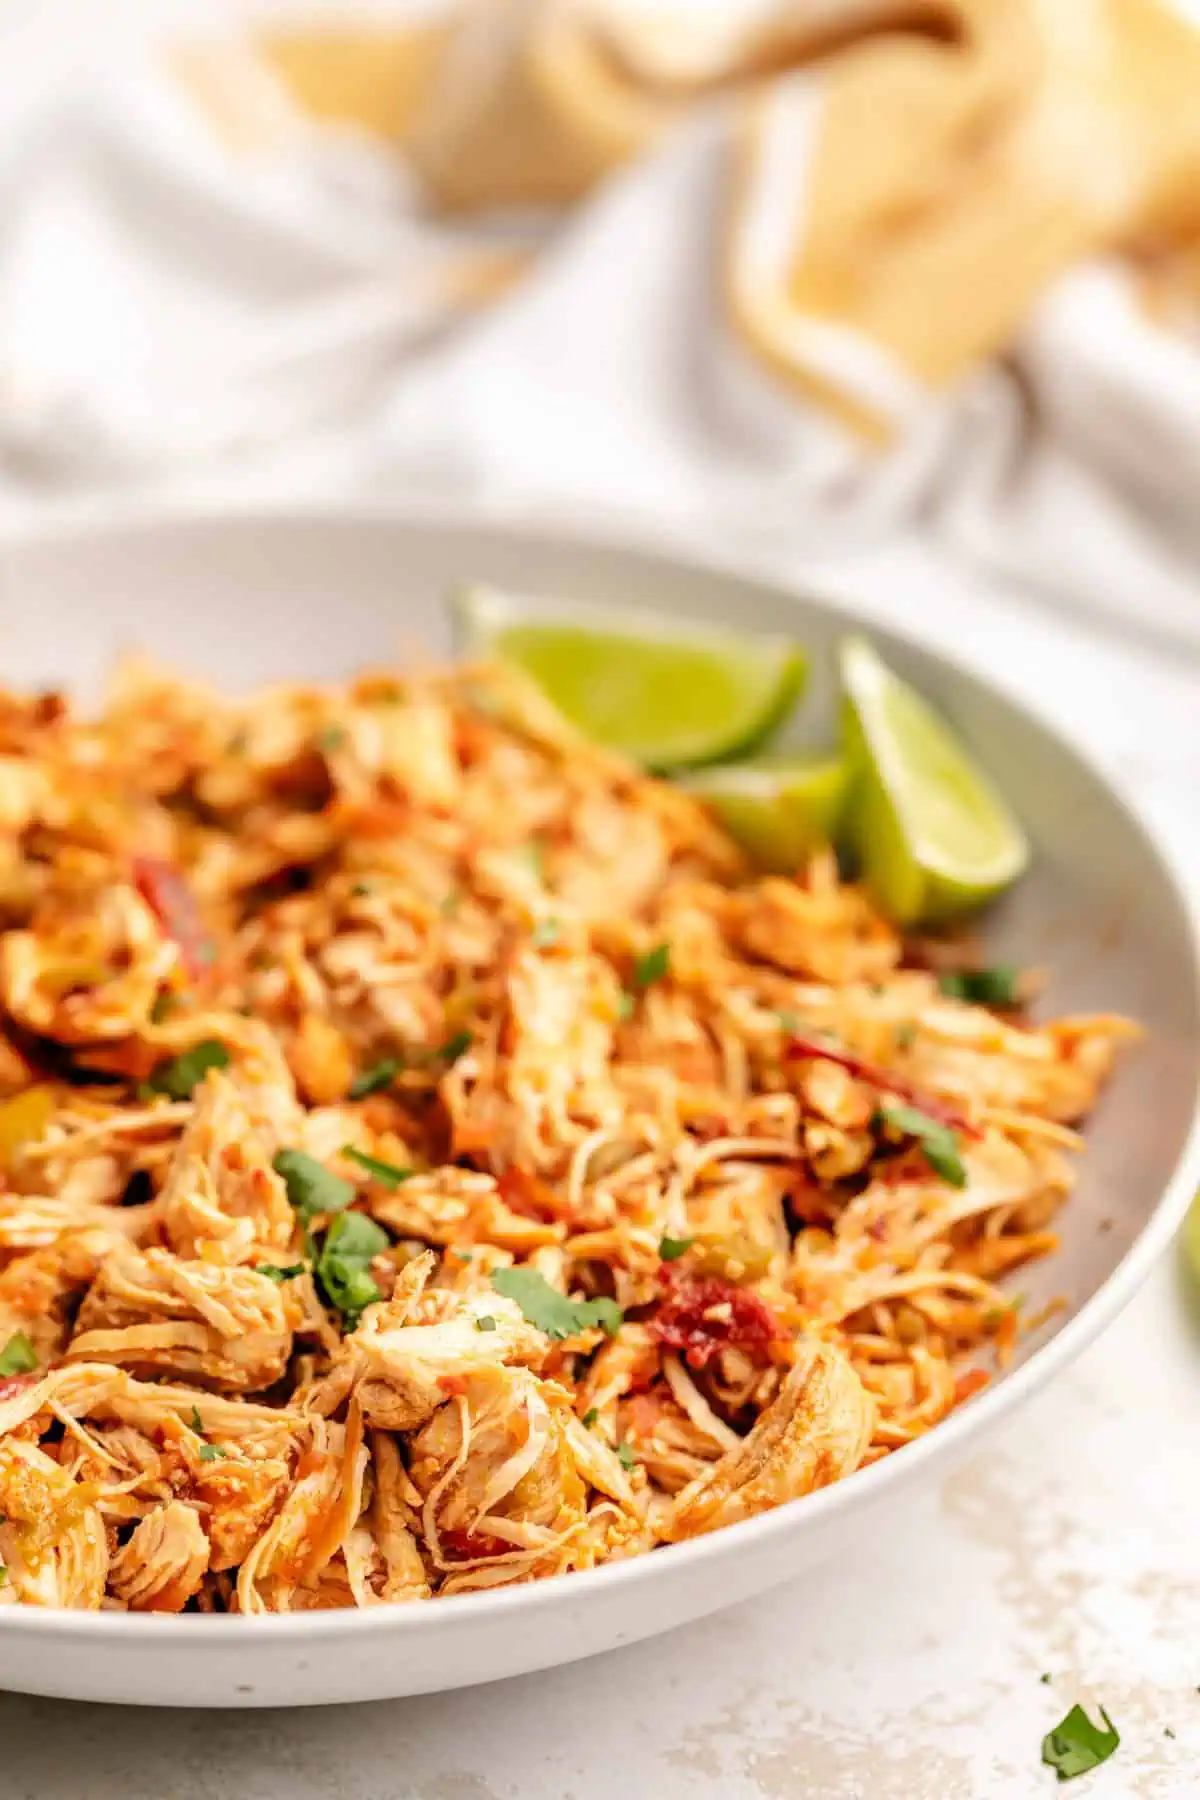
(1040, 1672, 1053, 1685)
(617, 1441, 637, 1471)
(188, 1406, 231, 1463)
(273, 1149, 354, 1222)
(149, 992, 176, 1024)
(349, 1059, 401, 1100)
(316, 1210, 388, 1331)
(582, 1407, 599, 1428)
(939, 965, 1020, 1007)
(370, 1032, 471, 1074)
(474, 1315, 498, 1333)
(0, 1332, 37, 1378)
(530, 918, 561, 949)
(145, 1040, 229, 1102)
(323, 1210, 389, 1261)
(659, 1234, 694, 1262)
(0, 1567, 7, 1586)
(256, 1263, 306, 1284)
(893, 1020, 917, 1050)
(631, 943, 670, 991)
(342, 1146, 413, 1189)
(617, 991, 635, 1022)
(318, 725, 347, 752)
(775, 1009, 802, 1035)
(1042, 1704, 1120, 1781)
(350, 881, 374, 899)
(491, 1268, 623, 1341)
(1164, 1726, 1176, 1740)
(876, 1102, 966, 1188)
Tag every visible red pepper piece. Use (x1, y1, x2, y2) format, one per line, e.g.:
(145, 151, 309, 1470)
(133, 856, 214, 981)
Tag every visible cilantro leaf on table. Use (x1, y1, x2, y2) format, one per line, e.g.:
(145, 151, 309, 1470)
(1041, 1704, 1120, 1781)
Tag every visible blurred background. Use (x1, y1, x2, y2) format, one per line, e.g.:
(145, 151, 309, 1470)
(4, 0, 1200, 653)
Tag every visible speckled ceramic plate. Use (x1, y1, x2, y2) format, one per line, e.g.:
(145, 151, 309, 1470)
(1, 507, 1197, 1708)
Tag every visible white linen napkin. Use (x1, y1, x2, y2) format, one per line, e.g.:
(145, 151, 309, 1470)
(1, 3, 1199, 654)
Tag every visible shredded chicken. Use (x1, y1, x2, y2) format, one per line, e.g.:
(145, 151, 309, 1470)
(109, 1501, 210, 1612)
(0, 654, 1133, 1611)
(662, 1339, 875, 1540)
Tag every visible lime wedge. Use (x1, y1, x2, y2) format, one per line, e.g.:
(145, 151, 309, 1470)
(1184, 1191, 1200, 1285)
(839, 635, 1029, 925)
(684, 754, 848, 871)
(453, 587, 806, 770)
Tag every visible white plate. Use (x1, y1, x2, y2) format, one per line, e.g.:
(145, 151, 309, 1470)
(1, 506, 1197, 1709)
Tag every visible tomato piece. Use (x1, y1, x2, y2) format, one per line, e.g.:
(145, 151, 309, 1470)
(497, 1166, 569, 1221)
(953, 1367, 990, 1405)
(132, 856, 214, 981)
(0, 1370, 39, 1405)
(648, 1268, 780, 1369)
(623, 1390, 666, 1437)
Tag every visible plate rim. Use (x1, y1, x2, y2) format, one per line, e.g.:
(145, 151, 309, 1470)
(1, 497, 1197, 1647)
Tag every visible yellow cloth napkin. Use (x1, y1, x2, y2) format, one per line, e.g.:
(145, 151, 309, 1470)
(255, 0, 1200, 435)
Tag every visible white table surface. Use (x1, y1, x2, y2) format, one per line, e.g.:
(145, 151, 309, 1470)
(0, 517, 1193, 1799)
